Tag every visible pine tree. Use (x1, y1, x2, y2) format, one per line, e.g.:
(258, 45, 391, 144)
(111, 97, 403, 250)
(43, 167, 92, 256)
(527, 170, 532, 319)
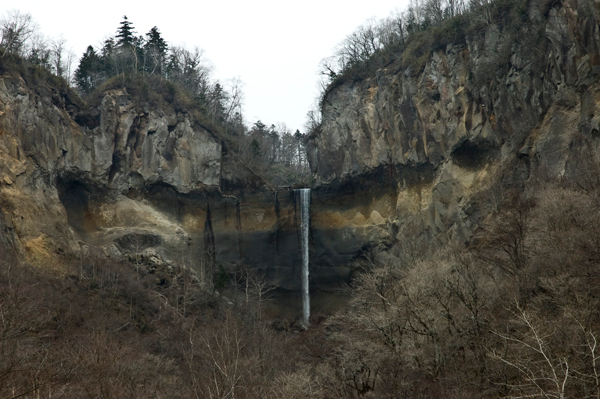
(143, 26, 167, 75)
(75, 45, 103, 92)
(98, 37, 120, 76)
(207, 83, 227, 122)
(252, 120, 268, 135)
(101, 37, 115, 58)
(116, 15, 135, 48)
(250, 139, 261, 159)
(294, 130, 307, 169)
(113, 16, 143, 73)
(145, 26, 167, 54)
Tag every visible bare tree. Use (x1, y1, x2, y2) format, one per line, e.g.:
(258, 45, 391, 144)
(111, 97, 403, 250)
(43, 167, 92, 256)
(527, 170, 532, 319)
(0, 10, 36, 56)
(407, 0, 425, 31)
(475, 190, 533, 278)
(378, 12, 408, 48)
(469, 0, 496, 25)
(224, 77, 244, 125)
(490, 302, 571, 399)
(167, 45, 213, 98)
(446, 0, 467, 18)
(423, 0, 444, 23)
(183, 314, 246, 399)
(335, 19, 384, 70)
(25, 32, 50, 67)
(272, 368, 323, 399)
(49, 37, 74, 80)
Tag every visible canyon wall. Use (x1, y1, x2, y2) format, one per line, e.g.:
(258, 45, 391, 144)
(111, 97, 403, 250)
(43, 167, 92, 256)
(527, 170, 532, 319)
(0, 75, 315, 290)
(308, 0, 600, 253)
(1, 0, 600, 296)
(0, 68, 366, 293)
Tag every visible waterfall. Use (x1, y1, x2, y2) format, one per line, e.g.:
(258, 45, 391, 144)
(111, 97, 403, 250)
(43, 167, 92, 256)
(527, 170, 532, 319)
(299, 188, 311, 328)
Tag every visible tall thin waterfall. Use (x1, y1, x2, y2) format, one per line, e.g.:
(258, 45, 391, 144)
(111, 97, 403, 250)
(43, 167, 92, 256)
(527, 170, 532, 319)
(299, 188, 311, 328)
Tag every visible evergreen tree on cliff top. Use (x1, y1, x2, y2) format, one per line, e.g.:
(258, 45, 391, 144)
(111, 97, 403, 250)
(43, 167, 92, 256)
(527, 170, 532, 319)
(116, 15, 135, 48)
(143, 26, 167, 75)
(145, 26, 167, 54)
(74, 45, 103, 92)
(113, 16, 143, 74)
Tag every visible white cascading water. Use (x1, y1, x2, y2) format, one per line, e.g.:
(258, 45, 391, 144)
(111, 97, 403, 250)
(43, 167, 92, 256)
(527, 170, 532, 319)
(299, 188, 311, 328)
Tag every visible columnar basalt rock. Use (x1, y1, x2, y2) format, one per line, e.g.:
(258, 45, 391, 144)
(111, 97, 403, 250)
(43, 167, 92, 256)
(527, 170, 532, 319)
(0, 77, 217, 274)
(0, 78, 317, 290)
(1, 0, 599, 296)
(308, 0, 600, 250)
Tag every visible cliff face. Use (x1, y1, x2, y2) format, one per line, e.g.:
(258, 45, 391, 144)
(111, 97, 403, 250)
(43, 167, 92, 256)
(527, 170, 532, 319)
(0, 74, 322, 291)
(308, 0, 600, 249)
(1, 0, 599, 297)
(0, 76, 215, 266)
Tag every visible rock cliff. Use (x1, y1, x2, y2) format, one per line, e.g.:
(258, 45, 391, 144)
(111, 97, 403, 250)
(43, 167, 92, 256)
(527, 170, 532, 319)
(308, 0, 600, 253)
(1, 0, 599, 299)
(0, 73, 321, 292)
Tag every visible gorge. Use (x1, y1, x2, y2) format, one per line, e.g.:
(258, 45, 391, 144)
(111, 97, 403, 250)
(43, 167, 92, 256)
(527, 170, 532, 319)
(1, 0, 600, 321)
(2, 0, 600, 395)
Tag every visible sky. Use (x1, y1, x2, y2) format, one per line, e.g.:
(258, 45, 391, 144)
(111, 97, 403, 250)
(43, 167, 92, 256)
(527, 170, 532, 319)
(8, 0, 410, 133)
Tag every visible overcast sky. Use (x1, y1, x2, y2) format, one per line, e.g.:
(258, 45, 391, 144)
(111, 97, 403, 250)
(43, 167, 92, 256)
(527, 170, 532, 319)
(9, 0, 410, 132)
